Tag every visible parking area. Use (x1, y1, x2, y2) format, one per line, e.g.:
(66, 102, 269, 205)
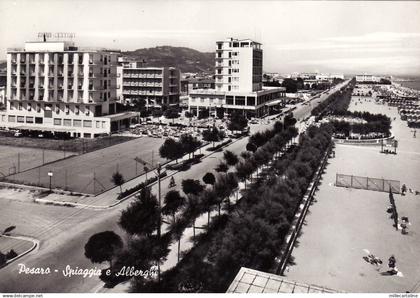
(5, 137, 165, 195)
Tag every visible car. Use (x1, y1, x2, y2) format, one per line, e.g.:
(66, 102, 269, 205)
(14, 131, 23, 137)
(38, 134, 44, 138)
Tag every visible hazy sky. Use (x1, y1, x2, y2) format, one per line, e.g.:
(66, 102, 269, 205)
(1, 0, 420, 75)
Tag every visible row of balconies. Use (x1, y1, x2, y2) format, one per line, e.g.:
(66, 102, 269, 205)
(122, 90, 163, 96)
(122, 73, 163, 79)
(122, 82, 163, 87)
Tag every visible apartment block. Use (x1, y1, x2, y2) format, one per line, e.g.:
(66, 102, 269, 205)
(121, 63, 180, 108)
(0, 41, 138, 137)
(189, 38, 285, 118)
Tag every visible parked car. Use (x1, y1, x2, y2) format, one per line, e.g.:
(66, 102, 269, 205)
(14, 131, 23, 137)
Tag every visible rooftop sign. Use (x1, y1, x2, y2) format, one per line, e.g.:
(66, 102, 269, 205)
(37, 32, 76, 40)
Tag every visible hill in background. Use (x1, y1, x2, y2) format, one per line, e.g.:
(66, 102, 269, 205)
(122, 46, 214, 73)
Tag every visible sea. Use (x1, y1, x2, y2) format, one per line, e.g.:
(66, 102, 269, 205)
(399, 80, 420, 91)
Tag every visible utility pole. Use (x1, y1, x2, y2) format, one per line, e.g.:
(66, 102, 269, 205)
(156, 162, 162, 283)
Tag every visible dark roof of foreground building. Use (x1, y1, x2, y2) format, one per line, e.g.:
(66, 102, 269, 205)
(226, 267, 343, 293)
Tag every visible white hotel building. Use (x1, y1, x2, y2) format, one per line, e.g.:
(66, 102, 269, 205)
(1, 40, 137, 138)
(189, 38, 285, 118)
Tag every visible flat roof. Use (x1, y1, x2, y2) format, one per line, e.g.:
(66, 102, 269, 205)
(226, 267, 342, 293)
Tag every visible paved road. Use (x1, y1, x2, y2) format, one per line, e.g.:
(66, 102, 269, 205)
(0, 81, 349, 293)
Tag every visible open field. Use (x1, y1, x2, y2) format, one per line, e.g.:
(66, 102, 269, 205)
(0, 133, 135, 153)
(0, 145, 72, 178)
(5, 136, 165, 195)
(285, 97, 420, 293)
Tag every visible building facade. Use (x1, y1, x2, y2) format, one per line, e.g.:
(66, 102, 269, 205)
(0, 41, 137, 138)
(189, 38, 285, 118)
(121, 63, 180, 108)
(215, 38, 263, 93)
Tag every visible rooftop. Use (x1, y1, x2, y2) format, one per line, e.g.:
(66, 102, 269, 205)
(226, 267, 342, 293)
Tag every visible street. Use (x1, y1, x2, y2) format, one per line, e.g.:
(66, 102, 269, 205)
(0, 81, 348, 293)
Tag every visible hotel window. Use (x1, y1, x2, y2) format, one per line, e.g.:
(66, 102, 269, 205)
(96, 121, 100, 128)
(102, 121, 106, 128)
(1, 115, 5, 122)
(73, 119, 82, 127)
(63, 119, 71, 126)
(17, 116, 25, 123)
(226, 96, 234, 105)
(54, 118, 62, 126)
(35, 117, 43, 124)
(83, 120, 92, 127)
(26, 116, 34, 123)
(247, 97, 255, 106)
(8, 115, 16, 122)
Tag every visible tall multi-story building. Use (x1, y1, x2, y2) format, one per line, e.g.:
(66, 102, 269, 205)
(215, 38, 262, 93)
(121, 62, 180, 108)
(189, 38, 285, 118)
(0, 40, 138, 138)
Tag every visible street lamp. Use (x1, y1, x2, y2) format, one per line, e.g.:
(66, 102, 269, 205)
(47, 171, 53, 191)
(155, 162, 162, 283)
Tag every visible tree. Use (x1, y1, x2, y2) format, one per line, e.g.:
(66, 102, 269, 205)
(84, 231, 123, 267)
(164, 108, 180, 123)
(228, 112, 248, 132)
(236, 161, 254, 189)
(159, 138, 184, 163)
(162, 190, 185, 221)
(223, 150, 239, 168)
(182, 179, 204, 240)
(246, 142, 257, 153)
(182, 179, 204, 197)
(0, 251, 6, 266)
(284, 113, 297, 129)
(202, 127, 221, 148)
(180, 134, 202, 159)
(202, 172, 216, 189)
(281, 78, 298, 93)
(119, 187, 160, 236)
(215, 162, 229, 175)
(111, 171, 125, 194)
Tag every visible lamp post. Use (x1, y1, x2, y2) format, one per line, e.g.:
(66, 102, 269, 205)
(156, 162, 162, 283)
(48, 171, 53, 191)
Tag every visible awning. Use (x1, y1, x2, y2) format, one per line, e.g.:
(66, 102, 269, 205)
(15, 125, 76, 132)
(265, 99, 283, 107)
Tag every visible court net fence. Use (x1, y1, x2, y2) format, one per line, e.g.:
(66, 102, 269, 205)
(335, 173, 400, 194)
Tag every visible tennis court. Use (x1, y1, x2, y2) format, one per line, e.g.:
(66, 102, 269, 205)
(5, 137, 165, 195)
(0, 145, 73, 178)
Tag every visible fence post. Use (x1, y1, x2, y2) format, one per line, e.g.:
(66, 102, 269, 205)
(17, 153, 20, 173)
(93, 171, 96, 194)
(367, 177, 369, 190)
(351, 175, 353, 187)
(42, 149, 45, 165)
(65, 169, 68, 190)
